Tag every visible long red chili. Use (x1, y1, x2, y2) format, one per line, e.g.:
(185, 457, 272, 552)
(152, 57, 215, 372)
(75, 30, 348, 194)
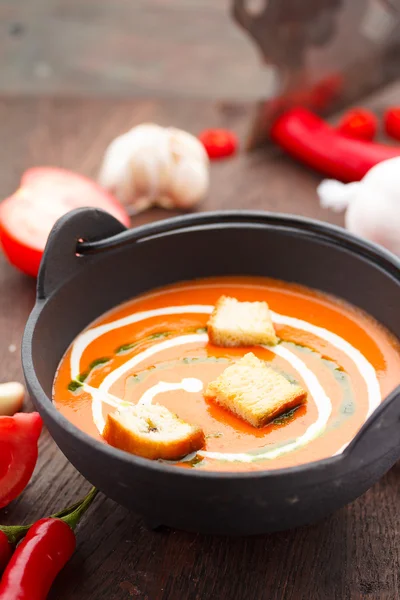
(0, 487, 97, 599)
(0, 519, 75, 600)
(0, 532, 11, 574)
(270, 107, 400, 182)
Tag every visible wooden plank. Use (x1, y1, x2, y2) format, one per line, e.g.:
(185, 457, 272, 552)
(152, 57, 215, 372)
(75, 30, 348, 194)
(0, 96, 399, 600)
(0, 0, 268, 98)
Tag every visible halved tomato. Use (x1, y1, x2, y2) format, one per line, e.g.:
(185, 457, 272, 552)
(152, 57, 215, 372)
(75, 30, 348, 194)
(0, 167, 130, 277)
(0, 412, 42, 509)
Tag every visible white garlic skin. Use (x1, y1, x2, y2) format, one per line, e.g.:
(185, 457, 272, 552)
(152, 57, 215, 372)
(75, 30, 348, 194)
(99, 123, 209, 210)
(0, 381, 25, 416)
(317, 157, 400, 256)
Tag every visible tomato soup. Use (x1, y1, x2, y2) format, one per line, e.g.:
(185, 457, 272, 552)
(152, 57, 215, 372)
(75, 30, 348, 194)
(53, 277, 400, 472)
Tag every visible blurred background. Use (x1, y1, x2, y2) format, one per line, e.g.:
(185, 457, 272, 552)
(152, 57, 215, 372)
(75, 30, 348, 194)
(0, 0, 269, 99)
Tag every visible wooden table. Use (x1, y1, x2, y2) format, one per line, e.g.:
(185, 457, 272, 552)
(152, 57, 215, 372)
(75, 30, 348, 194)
(0, 0, 267, 99)
(0, 96, 399, 600)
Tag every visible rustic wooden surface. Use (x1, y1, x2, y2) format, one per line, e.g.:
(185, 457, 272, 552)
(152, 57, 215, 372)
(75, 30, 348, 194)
(0, 95, 399, 600)
(0, 0, 269, 99)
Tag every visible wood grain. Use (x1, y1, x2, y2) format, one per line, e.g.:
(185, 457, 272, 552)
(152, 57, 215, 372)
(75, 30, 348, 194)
(0, 0, 269, 99)
(0, 96, 399, 600)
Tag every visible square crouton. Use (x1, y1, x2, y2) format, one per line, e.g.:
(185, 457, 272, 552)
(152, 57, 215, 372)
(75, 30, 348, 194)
(103, 404, 205, 461)
(204, 352, 306, 427)
(207, 296, 278, 347)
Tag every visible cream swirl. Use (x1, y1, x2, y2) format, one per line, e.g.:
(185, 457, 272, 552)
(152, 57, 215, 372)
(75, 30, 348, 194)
(70, 305, 380, 462)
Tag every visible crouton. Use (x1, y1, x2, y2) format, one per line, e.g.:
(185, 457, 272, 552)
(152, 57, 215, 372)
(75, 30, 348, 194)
(103, 403, 205, 460)
(204, 352, 306, 427)
(207, 296, 278, 347)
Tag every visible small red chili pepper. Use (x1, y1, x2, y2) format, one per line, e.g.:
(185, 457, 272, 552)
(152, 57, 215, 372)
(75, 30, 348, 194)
(271, 107, 400, 182)
(337, 108, 378, 141)
(0, 519, 75, 600)
(0, 412, 42, 509)
(384, 107, 400, 141)
(0, 488, 97, 600)
(0, 532, 11, 574)
(198, 129, 238, 159)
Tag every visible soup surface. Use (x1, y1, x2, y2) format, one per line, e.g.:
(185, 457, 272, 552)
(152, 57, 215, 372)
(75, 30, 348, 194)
(53, 277, 400, 471)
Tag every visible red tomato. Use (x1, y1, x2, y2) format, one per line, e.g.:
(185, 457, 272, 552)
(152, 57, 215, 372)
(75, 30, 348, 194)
(198, 129, 238, 159)
(337, 108, 378, 141)
(0, 412, 42, 509)
(0, 167, 130, 277)
(384, 107, 400, 141)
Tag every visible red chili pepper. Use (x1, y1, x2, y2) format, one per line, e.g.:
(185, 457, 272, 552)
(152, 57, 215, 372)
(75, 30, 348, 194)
(271, 107, 400, 182)
(0, 488, 97, 599)
(0, 519, 75, 600)
(337, 108, 378, 141)
(0, 413, 42, 509)
(0, 532, 11, 574)
(198, 129, 238, 159)
(384, 107, 400, 141)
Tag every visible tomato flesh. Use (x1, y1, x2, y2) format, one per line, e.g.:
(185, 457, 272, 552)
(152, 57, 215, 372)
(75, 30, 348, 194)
(0, 412, 42, 509)
(384, 107, 400, 141)
(0, 167, 130, 277)
(337, 108, 378, 141)
(198, 129, 238, 159)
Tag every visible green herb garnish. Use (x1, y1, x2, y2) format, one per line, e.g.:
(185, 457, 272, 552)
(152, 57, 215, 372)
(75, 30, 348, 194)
(115, 326, 208, 355)
(68, 380, 83, 392)
(187, 455, 204, 467)
(149, 331, 171, 340)
(115, 342, 138, 354)
(183, 356, 197, 364)
(89, 357, 111, 369)
(273, 406, 301, 426)
(77, 372, 88, 383)
(67, 371, 88, 392)
(195, 327, 207, 334)
(182, 356, 228, 365)
(115, 331, 172, 354)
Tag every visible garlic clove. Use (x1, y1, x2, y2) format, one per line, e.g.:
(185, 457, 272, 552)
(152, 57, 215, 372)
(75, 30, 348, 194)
(317, 179, 360, 212)
(130, 130, 171, 202)
(99, 123, 210, 211)
(156, 196, 176, 209)
(169, 158, 210, 208)
(363, 156, 400, 195)
(168, 127, 209, 164)
(318, 156, 400, 256)
(345, 178, 400, 255)
(0, 381, 25, 416)
(99, 132, 137, 206)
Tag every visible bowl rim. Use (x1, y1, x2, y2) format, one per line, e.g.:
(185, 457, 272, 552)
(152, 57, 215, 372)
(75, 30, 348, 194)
(22, 209, 400, 482)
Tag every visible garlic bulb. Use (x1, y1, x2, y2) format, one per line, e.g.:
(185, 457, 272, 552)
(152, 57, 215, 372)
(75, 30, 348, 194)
(317, 157, 400, 256)
(99, 124, 209, 210)
(0, 381, 25, 416)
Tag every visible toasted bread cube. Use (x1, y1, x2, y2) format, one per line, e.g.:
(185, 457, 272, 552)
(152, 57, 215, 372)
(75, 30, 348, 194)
(103, 403, 205, 461)
(205, 352, 306, 427)
(207, 296, 278, 347)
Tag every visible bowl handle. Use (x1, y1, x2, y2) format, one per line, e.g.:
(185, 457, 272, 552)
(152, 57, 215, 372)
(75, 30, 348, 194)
(37, 208, 127, 300)
(345, 386, 400, 464)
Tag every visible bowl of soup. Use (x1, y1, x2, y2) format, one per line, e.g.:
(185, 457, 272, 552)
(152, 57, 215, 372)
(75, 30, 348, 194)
(23, 208, 400, 534)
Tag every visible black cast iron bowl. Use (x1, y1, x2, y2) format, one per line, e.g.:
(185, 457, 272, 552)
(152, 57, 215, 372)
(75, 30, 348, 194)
(22, 208, 400, 535)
